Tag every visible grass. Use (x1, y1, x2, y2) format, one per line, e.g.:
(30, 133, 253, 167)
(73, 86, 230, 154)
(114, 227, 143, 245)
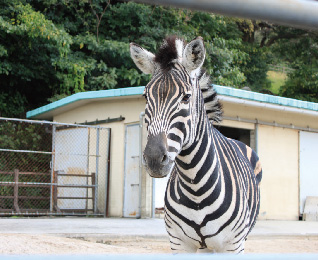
(267, 70, 287, 95)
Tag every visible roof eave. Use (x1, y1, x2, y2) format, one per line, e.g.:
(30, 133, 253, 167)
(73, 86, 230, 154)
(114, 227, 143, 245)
(26, 86, 145, 120)
(26, 85, 318, 120)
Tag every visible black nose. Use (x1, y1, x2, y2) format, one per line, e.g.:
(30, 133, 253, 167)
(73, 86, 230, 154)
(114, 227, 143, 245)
(143, 152, 169, 167)
(143, 133, 169, 171)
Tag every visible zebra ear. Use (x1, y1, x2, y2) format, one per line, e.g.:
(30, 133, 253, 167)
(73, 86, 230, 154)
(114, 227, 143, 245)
(130, 43, 155, 74)
(182, 37, 206, 73)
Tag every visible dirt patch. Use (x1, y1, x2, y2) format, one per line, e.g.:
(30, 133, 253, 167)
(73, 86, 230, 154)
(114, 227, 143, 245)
(246, 236, 318, 254)
(0, 234, 318, 255)
(0, 234, 135, 255)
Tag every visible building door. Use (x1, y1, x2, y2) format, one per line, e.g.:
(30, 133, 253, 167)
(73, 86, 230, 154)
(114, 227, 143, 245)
(123, 124, 140, 218)
(54, 127, 89, 211)
(299, 131, 318, 214)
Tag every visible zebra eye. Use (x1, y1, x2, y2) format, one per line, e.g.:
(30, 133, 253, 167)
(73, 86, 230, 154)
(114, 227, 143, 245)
(181, 94, 191, 103)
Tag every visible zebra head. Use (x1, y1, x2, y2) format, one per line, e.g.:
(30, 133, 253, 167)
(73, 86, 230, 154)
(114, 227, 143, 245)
(130, 36, 209, 178)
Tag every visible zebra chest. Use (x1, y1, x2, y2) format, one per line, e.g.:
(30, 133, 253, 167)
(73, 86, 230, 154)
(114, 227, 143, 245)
(165, 196, 246, 251)
(165, 196, 249, 252)
(165, 176, 250, 251)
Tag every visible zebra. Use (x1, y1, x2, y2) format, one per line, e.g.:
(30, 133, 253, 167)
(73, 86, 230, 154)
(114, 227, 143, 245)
(130, 36, 262, 253)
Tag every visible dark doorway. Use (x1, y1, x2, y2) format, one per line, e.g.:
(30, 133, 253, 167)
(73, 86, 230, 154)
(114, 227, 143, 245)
(214, 125, 255, 150)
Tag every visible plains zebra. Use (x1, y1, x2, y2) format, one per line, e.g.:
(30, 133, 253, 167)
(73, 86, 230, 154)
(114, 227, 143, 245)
(130, 36, 262, 253)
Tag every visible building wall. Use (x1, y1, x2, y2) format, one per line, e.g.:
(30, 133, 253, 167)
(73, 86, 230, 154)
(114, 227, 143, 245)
(220, 119, 300, 220)
(53, 95, 318, 220)
(257, 125, 299, 220)
(221, 100, 318, 220)
(222, 100, 318, 130)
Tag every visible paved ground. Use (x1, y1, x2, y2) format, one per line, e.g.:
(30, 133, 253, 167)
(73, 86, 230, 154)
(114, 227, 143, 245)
(0, 217, 318, 255)
(0, 217, 317, 238)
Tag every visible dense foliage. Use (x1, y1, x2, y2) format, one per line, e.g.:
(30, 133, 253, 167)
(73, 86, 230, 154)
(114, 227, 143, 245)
(0, 0, 317, 118)
(273, 29, 318, 102)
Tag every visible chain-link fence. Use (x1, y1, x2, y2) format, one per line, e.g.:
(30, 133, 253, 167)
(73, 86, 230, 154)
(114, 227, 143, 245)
(0, 117, 110, 217)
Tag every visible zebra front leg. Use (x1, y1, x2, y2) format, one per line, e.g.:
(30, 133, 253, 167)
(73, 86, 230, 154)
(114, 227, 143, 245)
(223, 239, 246, 254)
(168, 236, 198, 253)
(165, 215, 199, 253)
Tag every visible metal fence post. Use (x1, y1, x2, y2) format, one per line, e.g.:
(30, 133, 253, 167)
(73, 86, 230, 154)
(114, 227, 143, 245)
(131, 0, 318, 31)
(50, 124, 56, 213)
(13, 169, 20, 213)
(94, 127, 100, 214)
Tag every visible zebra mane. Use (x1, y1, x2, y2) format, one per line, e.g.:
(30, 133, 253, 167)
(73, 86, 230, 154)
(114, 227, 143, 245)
(154, 35, 181, 70)
(199, 70, 223, 124)
(155, 36, 223, 123)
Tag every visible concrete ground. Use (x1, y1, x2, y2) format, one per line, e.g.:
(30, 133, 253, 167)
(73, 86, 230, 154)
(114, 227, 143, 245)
(1, 217, 318, 255)
(0, 217, 317, 239)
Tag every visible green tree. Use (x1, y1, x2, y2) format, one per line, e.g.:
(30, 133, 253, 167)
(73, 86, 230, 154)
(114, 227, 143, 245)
(267, 27, 318, 102)
(3, 1, 305, 118)
(280, 64, 318, 102)
(0, 1, 72, 116)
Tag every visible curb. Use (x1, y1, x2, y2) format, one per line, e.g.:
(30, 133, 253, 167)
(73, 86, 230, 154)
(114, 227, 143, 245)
(51, 233, 318, 241)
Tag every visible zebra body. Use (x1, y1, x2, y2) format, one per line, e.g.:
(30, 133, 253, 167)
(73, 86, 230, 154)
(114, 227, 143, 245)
(130, 36, 262, 253)
(166, 128, 261, 253)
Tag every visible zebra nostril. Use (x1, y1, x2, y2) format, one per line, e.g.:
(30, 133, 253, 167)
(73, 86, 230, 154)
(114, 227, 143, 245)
(161, 154, 169, 165)
(142, 154, 147, 164)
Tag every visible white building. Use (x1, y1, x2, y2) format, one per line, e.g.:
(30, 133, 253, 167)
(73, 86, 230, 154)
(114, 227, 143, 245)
(27, 85, 318, 220)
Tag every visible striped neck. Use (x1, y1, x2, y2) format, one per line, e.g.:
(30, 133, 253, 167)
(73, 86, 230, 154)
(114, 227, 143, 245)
(175, 89, 219, 186)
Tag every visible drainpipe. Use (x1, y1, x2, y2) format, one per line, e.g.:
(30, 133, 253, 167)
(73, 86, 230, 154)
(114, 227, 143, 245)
(139, 112, 144, 218)
(255, 121, 259, 154)
(139, 111, 155, 218)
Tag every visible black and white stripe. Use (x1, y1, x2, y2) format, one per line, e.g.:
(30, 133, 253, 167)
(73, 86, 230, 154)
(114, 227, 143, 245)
(130, 36, 262, 254)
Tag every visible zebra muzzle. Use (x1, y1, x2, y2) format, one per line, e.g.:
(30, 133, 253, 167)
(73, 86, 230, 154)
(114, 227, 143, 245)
(143, 133, 173, 178)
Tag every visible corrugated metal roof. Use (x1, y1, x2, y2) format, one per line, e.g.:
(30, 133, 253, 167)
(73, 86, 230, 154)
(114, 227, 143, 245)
(213, 85, 318, 111)
(26, 86, 145, 119)
(26, 85, 318, 119)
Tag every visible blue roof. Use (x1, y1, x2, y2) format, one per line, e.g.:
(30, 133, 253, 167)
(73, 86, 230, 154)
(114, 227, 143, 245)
(26, 85, 318, 119)
(26, 86, 145, 119)
(213, 85, 318, 111)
